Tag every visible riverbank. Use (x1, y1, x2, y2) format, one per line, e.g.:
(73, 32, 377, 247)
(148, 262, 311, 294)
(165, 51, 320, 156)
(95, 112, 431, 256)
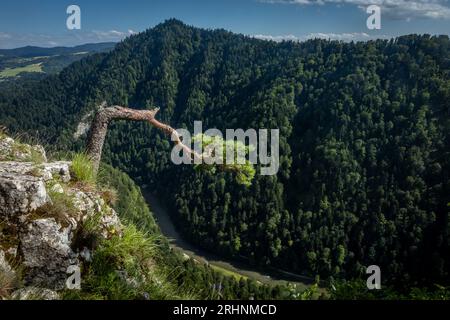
(143, 190, 319, 290)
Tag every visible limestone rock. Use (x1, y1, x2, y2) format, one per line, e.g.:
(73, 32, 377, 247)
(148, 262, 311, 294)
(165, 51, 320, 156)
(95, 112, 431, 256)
(41, 162, 71, 183)
(0, 161, 71, 183)
(11, 287, 60, 300)
(73, 190, 122, 239)
(0, 172, 49, 220)
(0, 137, 47, 163)
(20, 218, 79, 290)
(74, 110, 94, 140)
(0, 161, 71, 221)
(0, 134, 124, 298)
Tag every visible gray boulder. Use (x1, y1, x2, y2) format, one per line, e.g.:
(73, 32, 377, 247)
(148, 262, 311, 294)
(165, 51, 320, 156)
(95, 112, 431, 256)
(20, 218, 79, 290)
(0, 172, 48, 220)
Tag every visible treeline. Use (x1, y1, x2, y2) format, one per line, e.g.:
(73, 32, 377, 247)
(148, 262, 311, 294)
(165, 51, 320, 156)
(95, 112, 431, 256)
(0, 19, 449, 291)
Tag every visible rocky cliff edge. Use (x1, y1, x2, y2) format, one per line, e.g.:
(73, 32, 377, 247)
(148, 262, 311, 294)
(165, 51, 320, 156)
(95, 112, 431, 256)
(0, 134, 122, 299)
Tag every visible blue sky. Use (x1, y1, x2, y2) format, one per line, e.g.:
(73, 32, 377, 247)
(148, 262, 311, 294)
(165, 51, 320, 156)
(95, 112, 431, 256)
(1, 0, 450, 48)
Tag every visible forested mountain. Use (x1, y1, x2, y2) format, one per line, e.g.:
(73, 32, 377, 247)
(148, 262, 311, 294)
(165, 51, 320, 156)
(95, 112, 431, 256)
(0, 19, 449, 290)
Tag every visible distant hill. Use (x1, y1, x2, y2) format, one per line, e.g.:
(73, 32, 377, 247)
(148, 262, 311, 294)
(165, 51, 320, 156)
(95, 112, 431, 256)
(0, 43, 116, 58)
(0, 42, 116, 83)
(0, 19, 448, 291)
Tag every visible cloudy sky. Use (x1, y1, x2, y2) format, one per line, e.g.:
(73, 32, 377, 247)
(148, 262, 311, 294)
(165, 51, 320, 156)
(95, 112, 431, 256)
(0, 0, 449, 48)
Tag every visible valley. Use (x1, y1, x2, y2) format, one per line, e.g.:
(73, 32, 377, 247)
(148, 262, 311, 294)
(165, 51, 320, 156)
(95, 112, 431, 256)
(143, 191, 316, 289)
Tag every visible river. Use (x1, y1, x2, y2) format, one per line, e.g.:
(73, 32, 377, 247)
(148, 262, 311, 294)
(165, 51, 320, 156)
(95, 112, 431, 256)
(143, 190, 317, 289)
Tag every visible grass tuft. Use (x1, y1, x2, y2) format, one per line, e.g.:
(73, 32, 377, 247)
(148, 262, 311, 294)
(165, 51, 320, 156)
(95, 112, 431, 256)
(70, 153, 96, 187)
(0, 126, 7, 139)
(30, 188, 77, 227)
(98, 187, 118, 206)
(0, 269, 18, 299)
(0, 257, 22, 299)
(64, 225, 193, 300)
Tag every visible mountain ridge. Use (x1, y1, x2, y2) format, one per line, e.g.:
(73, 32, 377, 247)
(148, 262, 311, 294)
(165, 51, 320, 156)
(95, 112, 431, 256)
(0, 42, 116, 58)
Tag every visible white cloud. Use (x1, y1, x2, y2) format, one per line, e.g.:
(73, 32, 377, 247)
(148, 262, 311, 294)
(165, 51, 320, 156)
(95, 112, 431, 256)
(252, 34, 301, 41)
(306, 31, 372, 40)
(259, 0, 450, 20)
(91, 29, 137, 41)
(0, 32, 12, 39)
(252, 32, 389, 42)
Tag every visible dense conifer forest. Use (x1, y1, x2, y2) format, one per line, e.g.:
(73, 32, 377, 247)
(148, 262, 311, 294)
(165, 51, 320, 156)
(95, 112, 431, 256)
(0, 19, 449, 292)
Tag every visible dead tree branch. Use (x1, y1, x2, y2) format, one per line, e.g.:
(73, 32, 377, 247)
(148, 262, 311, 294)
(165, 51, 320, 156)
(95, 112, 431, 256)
(86, 104, 203, 173)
